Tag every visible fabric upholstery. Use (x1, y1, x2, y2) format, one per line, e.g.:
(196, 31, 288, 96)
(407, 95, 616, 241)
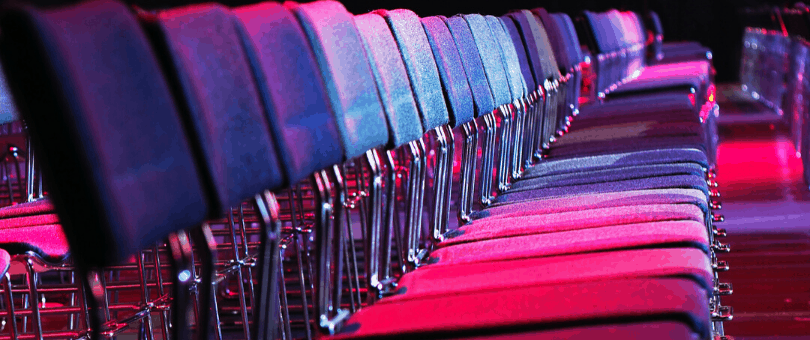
(441, 204, 704, 246)
(381, 9, 450, 131)
(147, 4, 284, 213)
(334, 278, 711, 340)
(444, 16, 496, 116)
(421, 16, 475, 128)
(234, 2, 345, 183)
(0, 0, 209, 267)
(354, 12, 423, 147)
(285, 0, 389, 159)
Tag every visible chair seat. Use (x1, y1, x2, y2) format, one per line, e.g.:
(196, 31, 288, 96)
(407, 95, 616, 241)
(495, 175, 709, 204)
(521, 148, 708, 178)
(473, 188, 708, 220)
(428, 220, 709, 267)
(571, 109, 699, 131)
(554, 121, 703, 148)
(546, 135, 707, 159)
(609, 60, 710, 96)
(0, 224, 69, 262)
(333, 278, 710, 340)
(387, 248, 712, 304)
(441, 204, 703, 246)
(0, 248, 8, 277)
(456, 321, 700, 340)
(509, 163, 705, 192)
(598, 91, 697, 114)
(0, 199, 55, 219)
(0, 214, 59, 229)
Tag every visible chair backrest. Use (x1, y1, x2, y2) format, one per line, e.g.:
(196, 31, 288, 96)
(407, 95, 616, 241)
(507, 11, 546, 90)
(354, 12, 424, 148)
(464, 14, 511, 108)
(534, 8, 571, 72)
(444, 16, 496, 117)
(500, 15, 537, 95)
(0, 65, 18, 125)
(527, 10, 563, 81)
(555, 13, 584, 67)
(421, 16, 475, 128)
(144, 4, 285, 214)
(285, 0, 389, 160)
(0, 0, 209, 267)
(487, 15, 527, 103)
(234, 2, 345, 185)
(381, 9, 450, 131)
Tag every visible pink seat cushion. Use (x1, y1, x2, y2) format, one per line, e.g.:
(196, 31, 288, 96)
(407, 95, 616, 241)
(553, 121, 701, 148)
(0, 214, 59, 229)
(455, 321, 698, 340)
(0, 249, 8, 277)
(0, 199, 55, 219)
(0, 224, 69, 262)
(442, 204, 704, 246)
(386, 248, 712, 304)
(429, 221, 709, 267)
(618, 60, 710, 93)
(333, 278, 710, 339)
(475, 189, 707, 220)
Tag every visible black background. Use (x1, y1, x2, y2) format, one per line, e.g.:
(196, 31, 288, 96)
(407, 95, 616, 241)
(8, 0, 799, 82)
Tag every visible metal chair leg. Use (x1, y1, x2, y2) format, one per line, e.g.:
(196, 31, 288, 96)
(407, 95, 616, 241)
(253, 190, 283, 340)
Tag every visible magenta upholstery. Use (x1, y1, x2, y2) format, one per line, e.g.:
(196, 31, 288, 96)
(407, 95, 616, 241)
(0, 224, 69, 262)
(474, 189, 708, 220)
(428, 221, 709, 267)
(0, 199, 54, 219)
(334, 278, 710, 339)
(387, 248, 712, 304)
(442, 204, 704, 246)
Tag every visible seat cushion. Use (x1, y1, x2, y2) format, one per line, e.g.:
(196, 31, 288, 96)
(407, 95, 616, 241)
(334, 278, 710, 340)
(546, 135, 707, 159)
(387, 248, 712, 304)
(427, 220, 709, 267)
(509, 163, 705, 192)
(441, 204, 703, 246)
(0, 224, 69, 262)
(495, 175, 710, 203)
(613, 60, 710, 96)
(457, 321, 700, 340)
(521, 149, 709, 178)
(474, 188, 708, 220)
(0, 199, 54, 219)
(577, 96, 698, 121)
(0, 249, 7, 276)
(554, 121, 703, 148)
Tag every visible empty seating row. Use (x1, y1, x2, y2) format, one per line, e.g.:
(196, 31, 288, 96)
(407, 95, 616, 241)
(740, 6, 810, 187)
(0, 1, 729, 339)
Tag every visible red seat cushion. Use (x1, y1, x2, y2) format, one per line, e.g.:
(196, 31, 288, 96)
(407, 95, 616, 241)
(453, 321, 698, 340)
(0, 248, 8, 277)
(333, 278, 710, 339)
(428, 221, 709, 267)
(0, 199, 55, 219)
(441, 204, 704, 246)
(0, 214, 59, 229)
(474, 189, 707, 220)
(387, 248, 712, 304)
(0, 224, 69, 262)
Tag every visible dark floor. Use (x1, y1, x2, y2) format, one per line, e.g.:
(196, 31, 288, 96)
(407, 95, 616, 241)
(716, 85, 810, 339)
